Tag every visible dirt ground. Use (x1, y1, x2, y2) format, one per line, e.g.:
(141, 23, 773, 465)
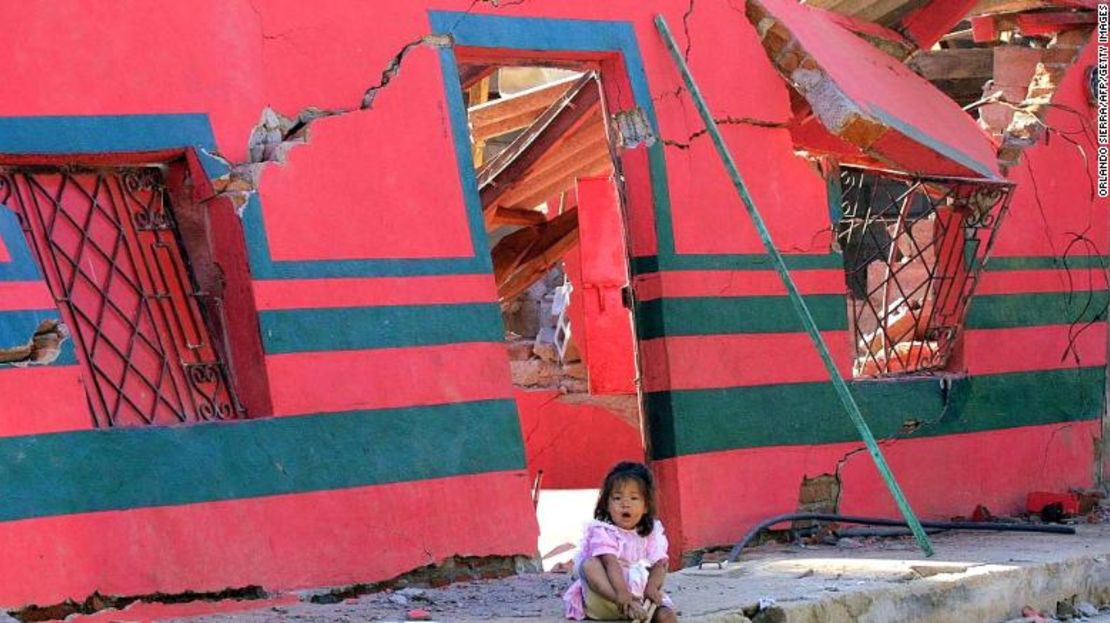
(156, 524, 1110, 623)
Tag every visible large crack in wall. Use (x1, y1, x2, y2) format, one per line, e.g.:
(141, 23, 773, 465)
(209, 0, 542, 211)
(204, 34, 451, 213)
(0, 319, 68, 367)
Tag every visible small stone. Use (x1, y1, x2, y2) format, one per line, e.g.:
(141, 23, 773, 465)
(1075, 602, 1098, 617)
(510, 359, 544, 386)
(533, 339, 559, 363)
(1057, 600, 1076, 619)
(389, 594, 409, 606)
(397, 588, 427, 598)
(836, 537, 863, 549)
(506, 340, 535, 361)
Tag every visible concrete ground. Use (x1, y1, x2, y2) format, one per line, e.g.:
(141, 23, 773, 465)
(58, 520, 1110, 623)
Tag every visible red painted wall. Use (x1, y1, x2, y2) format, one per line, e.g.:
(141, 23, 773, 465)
(0, 0, 1103, 603)
(516, 389, 644, 490)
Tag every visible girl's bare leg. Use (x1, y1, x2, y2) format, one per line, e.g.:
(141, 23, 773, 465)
(580, 557, 618, 601)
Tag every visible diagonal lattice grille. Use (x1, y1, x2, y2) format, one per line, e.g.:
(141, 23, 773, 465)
(0, 166, 239, 427)
(836, 166, 1012, 377)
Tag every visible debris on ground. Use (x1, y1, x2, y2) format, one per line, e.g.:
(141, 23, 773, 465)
(1076, 601, 1101, 617)
(170, 527, 1110, 622)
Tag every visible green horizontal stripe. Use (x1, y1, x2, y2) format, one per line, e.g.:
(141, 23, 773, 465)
(984, 256, 1109, 271)
(967, 291, 1109, 329)
(636, 294, 847, 339)
(0, 399, 524, 522)
(259, 303, 504, 354)
(632, 254, 843, 275)
(647, 367, 1105, 459)
(630, 254, 1109, 277)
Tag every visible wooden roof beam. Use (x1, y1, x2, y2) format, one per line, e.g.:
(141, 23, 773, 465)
(908, 48, 994, 81)
(503, 154, 613, 211)
(487, 121, 608, 207)
(492, 208, 579, 301)
(478, 73, 602, 216)
(969, 0, 1095, 16)
(468, 74, 581, 143)
(488, 206, 549, 228)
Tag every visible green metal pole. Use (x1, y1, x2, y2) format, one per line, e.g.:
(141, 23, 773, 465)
(654, 14, 934, 557)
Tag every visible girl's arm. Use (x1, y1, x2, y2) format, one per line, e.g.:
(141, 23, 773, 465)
(600, 554, 647, 619)
(644, 560, 667, 604)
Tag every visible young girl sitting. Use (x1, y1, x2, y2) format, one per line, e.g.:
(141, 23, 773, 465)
(563, 462, 678, 622)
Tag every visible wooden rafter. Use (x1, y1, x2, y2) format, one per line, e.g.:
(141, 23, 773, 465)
(478, 73, 602, 222)
(499, 153, 613, 211)
(908, 48, 994, 80)
(488, 206, 548, 227)
(468, 75, 581, 143)
(804, 0, 930, 25)
(491, 207, 580, 301)
(459, 64, 497, 91)
(969, 0, 1095, 16)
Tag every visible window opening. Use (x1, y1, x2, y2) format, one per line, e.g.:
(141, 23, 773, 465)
(0, 166, 241, 427)
(836, 166, 1011, 377)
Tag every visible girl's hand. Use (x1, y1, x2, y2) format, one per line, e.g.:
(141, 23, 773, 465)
(617, 591, 646, 620)
(644, 585, 665, 605)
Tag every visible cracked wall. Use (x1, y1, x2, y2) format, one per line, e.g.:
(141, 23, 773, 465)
(0, 319, 67, 367)
(0, 0, 1104, 604)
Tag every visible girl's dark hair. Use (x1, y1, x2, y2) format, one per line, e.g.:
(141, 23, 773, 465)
(593, 462, 657, 536)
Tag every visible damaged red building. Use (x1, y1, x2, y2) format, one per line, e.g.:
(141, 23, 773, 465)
(0, 0, 1105, 610)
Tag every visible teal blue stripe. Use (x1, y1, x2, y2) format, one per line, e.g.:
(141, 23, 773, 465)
(630, 254, 1109, 276)
(0, 399, 524, 522)
(632, 254, 844, 274)
(646, 367, 1105, 459)
(967, 292, 1109, 329)
(0, 114, 216, 153)
(984, 256, 1109, 271)
(259, 303, 505, 354)
(0, 204, 43, 282)
(637, 294, 846, 339)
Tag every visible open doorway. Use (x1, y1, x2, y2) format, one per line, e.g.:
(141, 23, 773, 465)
(453, 59, 645, 570)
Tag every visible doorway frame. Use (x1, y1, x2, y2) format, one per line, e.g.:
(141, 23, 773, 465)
(429, 11, 667, 458)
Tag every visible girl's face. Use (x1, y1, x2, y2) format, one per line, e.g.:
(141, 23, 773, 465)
(607, 479, 646, 531)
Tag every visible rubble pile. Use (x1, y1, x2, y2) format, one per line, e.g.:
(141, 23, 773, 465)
(502, 267, 588, 393)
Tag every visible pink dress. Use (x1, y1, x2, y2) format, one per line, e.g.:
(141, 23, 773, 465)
(563, 519, 672, 620)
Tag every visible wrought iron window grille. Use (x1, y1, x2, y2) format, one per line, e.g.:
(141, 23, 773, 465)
(0, 165, 241, 427)
(835, 166, 1012, 378)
